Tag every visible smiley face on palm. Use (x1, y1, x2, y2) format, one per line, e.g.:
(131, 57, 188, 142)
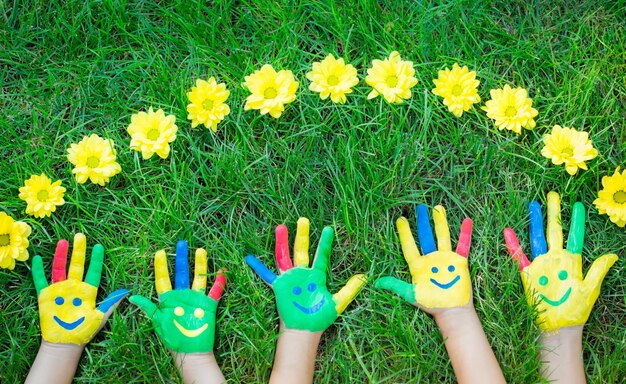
(504, 192, 618, 331)
(129, 241, 226, 353)
(32, 233, 128, 345)
(246, 218, 367, 332)
(376, 204, 473, 311)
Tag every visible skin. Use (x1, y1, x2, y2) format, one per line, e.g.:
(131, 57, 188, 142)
(376, 205, 505, 384)
(504, 191, 618, 383)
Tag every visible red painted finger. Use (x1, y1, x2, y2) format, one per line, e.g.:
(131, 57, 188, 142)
(504, 228, 531, 270)
(208, 269, 227, 301)
(52, 239, 69, 283)
(275, 224, 293, 272)
(455, 218, 473, 258)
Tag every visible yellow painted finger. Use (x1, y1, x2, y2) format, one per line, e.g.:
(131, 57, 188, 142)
(68, 233, 87, 281)
(583, 253, 618, 292)
(191, 248, 208, 291)
(433, 205, 452, 252)
(155, 250, 172, 294)
(294, 217, 310, 267)
(334, 274, 367, 314)
(396, 217, 421, 281)
(546, 191, 563, 250)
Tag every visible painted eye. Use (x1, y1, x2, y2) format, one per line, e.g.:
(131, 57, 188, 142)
(539, 276, 548, 286)
(431, 267, 439, 273)
(447, 265, 455, 272)
(72, 298, 82, 306)
(292, 286, 302, 295)
(54, 297, 64, 305)
(174, 306, 185, 316)
(307, 283, 317, 292)
(194, 308, 205, 318)
(558, 270, 568, 280)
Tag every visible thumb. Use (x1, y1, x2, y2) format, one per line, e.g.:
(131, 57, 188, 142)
(375, 276, 416, 304)
(129, 294, 158, 318)
(583, 254, 618, 292)
(96, 288, 129, 332)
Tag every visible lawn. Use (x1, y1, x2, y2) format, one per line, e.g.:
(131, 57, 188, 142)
(1, 0, 625, 382)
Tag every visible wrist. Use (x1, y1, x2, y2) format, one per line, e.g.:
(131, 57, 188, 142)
(25, 341, 84, 384)
(433, 305, 477, 332)
(541, 325, 584, 344)
(171, 351, 225, 384)
(39, 340, 84, 363)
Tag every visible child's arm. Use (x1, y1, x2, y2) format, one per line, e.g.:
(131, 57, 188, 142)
(171, 352, 226, 384)
(504, 192, 617, 383)
(246, 218, 366, 384)
(25, 234, 127, 384)
(540, 326, 585, 384)
(376, 204, 506, 384)
(435, 307, 506, 383)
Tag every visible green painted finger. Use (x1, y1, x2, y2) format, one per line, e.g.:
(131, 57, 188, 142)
(375, 276, 416, 304)
(583, 254, 618, 292)
(32, 256, 48, 296)
(313, 226, 334, 273)
(85, 244, 104, 287)
(129, 294, 159, 317)
(566, 202, 585, 255)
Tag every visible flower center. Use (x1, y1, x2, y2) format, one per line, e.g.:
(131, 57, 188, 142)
(504, 106, 518, 117)
(613, 191, 626, 204)
(37, 190, 49, 202)
(147, 129, 160, 141)
(0, 234, 10, 247)
(561, 147, 574, 157)
(327, 75, 339, 86)
(86, 156, 100, 168)
(385, 75, 398, 88)
(202, 99, 214, 110)
(264, 87, 278, 99)
(451, 84, 463, 96)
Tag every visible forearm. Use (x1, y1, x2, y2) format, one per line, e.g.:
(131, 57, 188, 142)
(26, 341, 84, 384)
(172, 352, 226, 384)
(540, 326, 585, 384)
(270, 328, 322, 384)
(435, 307, 506, 384)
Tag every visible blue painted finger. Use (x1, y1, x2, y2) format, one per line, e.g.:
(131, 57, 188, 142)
(528, 201, 547, 259)
(245, 255, 277, 285)
(175, 240, 190, 289)
(97, 288, 129, 313)
(416, 204, 436, 254)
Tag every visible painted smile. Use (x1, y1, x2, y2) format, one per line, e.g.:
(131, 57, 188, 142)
(539, 287, 572, 307)
(173, 320, 208, 338)
(293, 297, 326, 314)
(430, 275, 461, 289)
(53, 315, 85, 330)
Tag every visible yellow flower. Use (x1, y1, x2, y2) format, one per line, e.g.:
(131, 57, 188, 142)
(431, 63, 480, 117)
(67, 134, 122, 186)
(482, 84, 538, 134)
(594, 167, 626, 227)
(0, 212, 32, 270)
(541, 125, 598, 175)
(244, 64, 299, 118)
(127, 107, 178, 159)
(187, 77, 231, 132)
(365, 51, 418, 104)
(306, 54, 359, 104)
(18, 173, 66, 218)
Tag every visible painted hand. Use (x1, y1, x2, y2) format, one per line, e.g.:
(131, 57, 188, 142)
(32, 233, 128, 345)
(504, 191, 618, 331)
(375, 204, 473, 312)
(129, 241, 226, 353)
(246, 218, 367, 332)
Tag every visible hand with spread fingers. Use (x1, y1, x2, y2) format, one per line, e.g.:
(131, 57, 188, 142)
(129, 240, 226, 354)
(376, 204, 505, 384)
(246, 218, 367, 333)
(26, 233, 128, 384)
(503, 191, 618, 332)
(375, 204, 473, 313)
(246, 218, 366, 384)
(32, 233, 128, 345)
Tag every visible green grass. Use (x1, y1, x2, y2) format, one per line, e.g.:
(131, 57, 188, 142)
(1, 0, 625, 382)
